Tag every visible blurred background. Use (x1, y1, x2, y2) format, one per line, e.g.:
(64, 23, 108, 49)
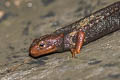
(0, 0, 120, 80)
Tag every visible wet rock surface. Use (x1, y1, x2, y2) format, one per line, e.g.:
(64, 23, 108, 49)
(0, 0, 120, 80)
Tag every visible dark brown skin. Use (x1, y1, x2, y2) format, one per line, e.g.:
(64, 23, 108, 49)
(29, 1, 120, 58)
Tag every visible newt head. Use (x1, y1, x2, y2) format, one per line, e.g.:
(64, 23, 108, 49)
(29, 34, 64, 57)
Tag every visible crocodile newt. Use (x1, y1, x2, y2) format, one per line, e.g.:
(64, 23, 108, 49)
(29, 1, 120, 58)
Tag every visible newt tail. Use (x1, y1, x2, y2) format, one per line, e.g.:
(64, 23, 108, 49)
(29, 1, 120, 58)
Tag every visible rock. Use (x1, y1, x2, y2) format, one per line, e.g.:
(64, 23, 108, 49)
(0, 11, 5, 19)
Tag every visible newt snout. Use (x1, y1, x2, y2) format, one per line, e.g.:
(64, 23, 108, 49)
(29, 34, 64, 57)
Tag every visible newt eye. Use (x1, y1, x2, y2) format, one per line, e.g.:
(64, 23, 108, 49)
(39, 41, 46, 48)
(39, 43, 44, 47)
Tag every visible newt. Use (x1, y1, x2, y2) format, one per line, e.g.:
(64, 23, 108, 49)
(29, 1, 120, 58)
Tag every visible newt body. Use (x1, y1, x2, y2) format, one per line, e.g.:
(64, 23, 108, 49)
(29, 2, 120, 57)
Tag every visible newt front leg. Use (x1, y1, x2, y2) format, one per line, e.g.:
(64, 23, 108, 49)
(71, 31, 85, 57)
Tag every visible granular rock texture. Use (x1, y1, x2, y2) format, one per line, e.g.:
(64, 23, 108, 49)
(0, 0, 120, 80)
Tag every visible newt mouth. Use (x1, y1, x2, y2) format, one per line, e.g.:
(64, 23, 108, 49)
(29, 45, 57, 57)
